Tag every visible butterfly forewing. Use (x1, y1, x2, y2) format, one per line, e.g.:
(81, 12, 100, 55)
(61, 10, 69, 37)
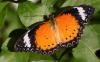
(55, 13, 81, 47)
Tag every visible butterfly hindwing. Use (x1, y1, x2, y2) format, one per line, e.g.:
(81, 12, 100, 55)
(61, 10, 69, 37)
(32, 21, 58, 54)
(15, 22, 58, 54)
(14, 22, 44, 52)
(15, 30, 35, 52)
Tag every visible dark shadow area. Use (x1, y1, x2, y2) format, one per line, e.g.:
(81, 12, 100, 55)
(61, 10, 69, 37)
(53, 0, 67, 10)
(95, 49, 100, 59)
(7, 29, 27, 51)
(51, 47, 74, 62)
(0, 31, 3, 52)
(89, 11, 100, 25)
(0, 37, 3, 52)
(58, 48, 74, 62)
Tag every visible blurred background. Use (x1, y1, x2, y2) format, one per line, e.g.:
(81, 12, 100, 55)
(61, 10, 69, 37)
(0, 0, 100, 62)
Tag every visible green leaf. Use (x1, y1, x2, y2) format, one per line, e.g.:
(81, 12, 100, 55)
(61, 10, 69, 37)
(28, 52, 55, 62)
(0, 2, 8, 28)
(0, 38, 29, 62)
(41, 0, 57, 6)
(1, 3, 23, 39)
(18, 1, 54, 27)
(0, 52, 30, 62)
(0, 0, 100, 62)
(71, 25, 100, 62)
(1, 38, 10, 52)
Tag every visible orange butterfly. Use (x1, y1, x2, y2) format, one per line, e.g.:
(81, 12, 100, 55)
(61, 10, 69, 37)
(15, 5, 94, 54)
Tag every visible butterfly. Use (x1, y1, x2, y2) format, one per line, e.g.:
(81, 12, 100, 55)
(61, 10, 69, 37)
(14, 5, 94, 54)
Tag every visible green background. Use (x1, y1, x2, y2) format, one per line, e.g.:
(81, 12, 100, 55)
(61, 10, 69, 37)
(0, 0, 100, 62)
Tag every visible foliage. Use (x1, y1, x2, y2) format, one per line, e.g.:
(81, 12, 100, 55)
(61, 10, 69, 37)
(0, 0, 100, 62)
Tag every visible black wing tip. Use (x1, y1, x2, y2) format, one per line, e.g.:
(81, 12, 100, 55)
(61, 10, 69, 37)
(80, 4, 95, 15)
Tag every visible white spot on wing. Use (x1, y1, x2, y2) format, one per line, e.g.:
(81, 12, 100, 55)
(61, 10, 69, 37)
(23, 30, 31, 47)
(74, 7, 87, 20)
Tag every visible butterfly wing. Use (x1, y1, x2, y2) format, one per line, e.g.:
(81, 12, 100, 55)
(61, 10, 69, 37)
(32, 21, 58, 54)
(15, 21, 58, 54)
(55, 13, 81, 47)
(55, 5, 94, 47)
(14, 29, 36, 52)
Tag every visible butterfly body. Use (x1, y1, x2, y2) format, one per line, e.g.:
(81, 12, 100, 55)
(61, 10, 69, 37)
(15, 5, 94, 54)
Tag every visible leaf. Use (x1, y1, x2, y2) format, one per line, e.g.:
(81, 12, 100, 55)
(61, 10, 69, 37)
(0, 52, 30, 62)
(1, 3, 23, 39)
(0, 2, 8, 28)
(1, 38, 10, 52)
(0, 0, 100, 62)
(28, 52, 55, 62)
(18, 1, 54, 27)
(71, 25, 100, 62)
(0, 38, 30, 62)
